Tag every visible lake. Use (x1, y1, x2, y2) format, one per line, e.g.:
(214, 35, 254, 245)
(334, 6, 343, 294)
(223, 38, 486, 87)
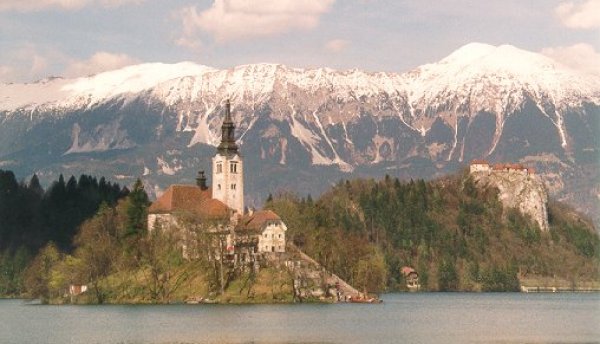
(1, 293, 599, 344)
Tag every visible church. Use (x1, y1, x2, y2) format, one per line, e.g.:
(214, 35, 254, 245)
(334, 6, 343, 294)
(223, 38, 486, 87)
(147, 100, 287, 260)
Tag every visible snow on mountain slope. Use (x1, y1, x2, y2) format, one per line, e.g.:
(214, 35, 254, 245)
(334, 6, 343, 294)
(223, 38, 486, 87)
(406, 43, 600, 115)
(2, 43, 598, 116)
(0, 62, 215, 111)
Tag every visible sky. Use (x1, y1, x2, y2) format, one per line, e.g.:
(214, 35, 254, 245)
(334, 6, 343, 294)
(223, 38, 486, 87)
(1, 0, 599, 83)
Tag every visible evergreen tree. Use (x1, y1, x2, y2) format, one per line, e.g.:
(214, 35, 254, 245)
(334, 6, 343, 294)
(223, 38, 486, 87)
(28, 174, 44, 197)
(125, 179, 150, 236)
(438, 258, 458, 291)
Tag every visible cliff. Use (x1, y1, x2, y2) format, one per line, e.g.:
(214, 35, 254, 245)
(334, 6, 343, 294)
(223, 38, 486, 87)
(471, 168, 549, 231)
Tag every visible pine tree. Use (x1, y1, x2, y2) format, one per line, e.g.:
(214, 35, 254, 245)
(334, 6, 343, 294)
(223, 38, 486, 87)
(28, 174, 44, 197)
(125, 179, 150, 236)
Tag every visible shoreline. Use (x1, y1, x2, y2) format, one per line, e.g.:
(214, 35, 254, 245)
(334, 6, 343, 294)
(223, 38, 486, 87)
(4, 289, 600, 306)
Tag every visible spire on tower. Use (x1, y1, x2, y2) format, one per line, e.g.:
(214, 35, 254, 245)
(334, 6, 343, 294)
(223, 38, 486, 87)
(217, 99, 239, 155)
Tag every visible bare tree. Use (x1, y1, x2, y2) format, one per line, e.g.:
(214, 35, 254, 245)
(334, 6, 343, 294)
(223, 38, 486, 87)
(73, 204, 119, 304)
(176, 211, 232, 297)
(139, 224, 192, 303)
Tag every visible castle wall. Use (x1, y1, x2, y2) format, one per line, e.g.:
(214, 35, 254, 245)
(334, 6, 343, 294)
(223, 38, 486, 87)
(470, 163, 490, 173)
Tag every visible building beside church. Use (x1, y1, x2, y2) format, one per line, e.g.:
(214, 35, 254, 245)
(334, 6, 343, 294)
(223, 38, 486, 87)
(238, 210, 287, 253)
(147, 100, 287, 261)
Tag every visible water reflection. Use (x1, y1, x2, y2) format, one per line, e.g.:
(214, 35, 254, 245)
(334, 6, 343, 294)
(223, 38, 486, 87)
(1, 293, 599, 344)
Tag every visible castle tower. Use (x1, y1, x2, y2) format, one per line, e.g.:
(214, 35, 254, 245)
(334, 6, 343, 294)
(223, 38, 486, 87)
(212, 99, 244, 214)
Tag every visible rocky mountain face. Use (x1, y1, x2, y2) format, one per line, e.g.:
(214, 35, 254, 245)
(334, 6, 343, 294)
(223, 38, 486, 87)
(471, 168, 549, 231)
(0, 43, 598, 225)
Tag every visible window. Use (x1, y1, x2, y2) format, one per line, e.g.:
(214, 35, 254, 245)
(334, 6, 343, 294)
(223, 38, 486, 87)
(230, 162, 238, 173)
(231, 184, 236, 190)
(217, 184, 221, 190)
(278, 234, 281, 238)
(216, 163, 222, 174)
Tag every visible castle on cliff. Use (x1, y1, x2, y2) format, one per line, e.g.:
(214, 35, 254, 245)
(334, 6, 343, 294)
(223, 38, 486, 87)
(147, 100, 287, 262)
(470, 159, 536, 175)
(469, 159, 549, 231)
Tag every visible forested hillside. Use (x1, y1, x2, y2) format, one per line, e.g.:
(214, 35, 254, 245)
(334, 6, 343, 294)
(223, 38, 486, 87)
(2, 169, 598, 299)
(266, 172, 599, 292)
(0, 170, 128, 296)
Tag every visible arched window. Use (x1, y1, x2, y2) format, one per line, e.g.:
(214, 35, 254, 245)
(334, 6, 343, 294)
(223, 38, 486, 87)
(230, 162, 238, 173)
(216, 162, 222, 174)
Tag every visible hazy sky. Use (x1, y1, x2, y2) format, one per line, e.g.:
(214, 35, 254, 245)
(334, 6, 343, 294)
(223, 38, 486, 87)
(1, 0, 599, 83)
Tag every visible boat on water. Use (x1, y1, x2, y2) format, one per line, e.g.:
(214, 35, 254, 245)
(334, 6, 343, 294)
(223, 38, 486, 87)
(349, 297, 382, 304)
(347, 294, 383, 303)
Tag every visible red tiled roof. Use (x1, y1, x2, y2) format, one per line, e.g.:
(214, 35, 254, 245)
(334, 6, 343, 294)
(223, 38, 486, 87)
(149, 184, 229, 219)
(492, 163, 526, 170)
(401, 266, 416, 276)
(470, 159, 489, 165)
(236, 210, 281, 233)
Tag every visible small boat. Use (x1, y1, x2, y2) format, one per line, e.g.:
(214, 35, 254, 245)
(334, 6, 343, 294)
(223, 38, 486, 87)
(347, 287, 383, 303)
(348, 295, 382, 303)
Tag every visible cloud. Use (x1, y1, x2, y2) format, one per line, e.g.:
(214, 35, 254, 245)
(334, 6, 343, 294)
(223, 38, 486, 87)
(0, 65, 17, 83)
(325, 39, 350, 53)
(64, 52, 140, 77)
(555, 0, 600, 29)
(0, 48, 139, 83)
(0, 45, 55, 83)
(0, 0, 144, 12)
(541, 43, 600, 75)
(175, 0, 335, 45)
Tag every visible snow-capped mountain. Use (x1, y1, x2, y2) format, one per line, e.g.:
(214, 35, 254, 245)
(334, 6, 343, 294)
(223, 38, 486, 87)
(1, 43, 598, 224)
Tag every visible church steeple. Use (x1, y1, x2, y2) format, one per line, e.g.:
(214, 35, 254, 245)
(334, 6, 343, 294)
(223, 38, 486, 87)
(212, 99, 244, 215)
(217, 99, 239, 155)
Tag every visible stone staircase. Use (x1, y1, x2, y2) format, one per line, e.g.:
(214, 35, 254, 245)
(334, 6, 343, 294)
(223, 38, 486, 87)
(284, 243, 361, 301)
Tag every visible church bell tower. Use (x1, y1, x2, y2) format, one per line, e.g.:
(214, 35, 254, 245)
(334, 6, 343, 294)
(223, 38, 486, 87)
(212, 99, 244, 214)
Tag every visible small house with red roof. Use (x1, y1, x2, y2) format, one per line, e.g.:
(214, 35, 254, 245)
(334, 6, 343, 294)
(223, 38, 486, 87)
(237, 210, 287, 253)
(401, 266, 420, 290)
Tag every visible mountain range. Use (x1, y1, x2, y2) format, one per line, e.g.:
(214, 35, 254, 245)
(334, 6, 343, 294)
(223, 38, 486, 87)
(1, 43, 598, 225)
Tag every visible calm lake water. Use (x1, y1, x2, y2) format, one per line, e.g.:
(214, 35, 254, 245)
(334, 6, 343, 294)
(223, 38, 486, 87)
(1, 293, 599, 344)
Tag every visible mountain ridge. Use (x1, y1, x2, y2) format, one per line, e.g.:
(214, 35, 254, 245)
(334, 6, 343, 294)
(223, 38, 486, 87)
(0, 43, 598, 226)
(2, 43, 598, 113)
